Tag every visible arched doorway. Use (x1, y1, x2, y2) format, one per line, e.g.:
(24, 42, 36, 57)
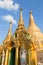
(9, 47, 16, 65)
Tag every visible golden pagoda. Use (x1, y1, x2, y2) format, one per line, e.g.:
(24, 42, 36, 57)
(0, 8, 43, 65)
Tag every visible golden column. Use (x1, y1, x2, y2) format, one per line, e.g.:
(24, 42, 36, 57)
(1, 50, 5, 65)
(31, 48, 37, 65)
(27, 37, 38, 65)
(27, 49, 31, 65)
(30, 37, 38, 65)
(31, 49, 37, 65)
(27, 47, 37, 65)
(15, 47, 19, 65)
(8, 50, 11, 65)
(34, 50, 38, 65)
(4, 49, 9, 65)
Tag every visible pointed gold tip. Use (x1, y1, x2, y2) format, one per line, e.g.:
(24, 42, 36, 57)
(18, 7, 24, 26)
(9, 21, 12, 33)
(20, 7, 23, 20)
(30, 10, 32, 14)
(29, 10, 35, 26)
(10, 21, 12, 24)
(20, 7, 23, 11)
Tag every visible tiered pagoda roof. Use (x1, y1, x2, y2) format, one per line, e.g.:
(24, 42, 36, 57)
(3, 22, 14, 45)
(15, 8, 26, 34)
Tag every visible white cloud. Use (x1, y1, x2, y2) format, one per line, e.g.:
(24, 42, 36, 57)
(0, 0, 19, 11)
(2, 15, 17, 24)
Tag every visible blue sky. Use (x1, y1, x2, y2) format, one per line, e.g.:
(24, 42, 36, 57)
(0, 0, 43, 44)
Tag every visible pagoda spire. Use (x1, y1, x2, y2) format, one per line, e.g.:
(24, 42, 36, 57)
(9, 22, 12, 32)
(20, 7, 23, 20)
(15, 7, 26, 36)
(7, 21, 12, 35)
(18, 7, 24, 26)
(9, 21, 12, 33)
(27, 11, 41, 35)
(29, 11, 35, 26)
(3, 21, 12, 45)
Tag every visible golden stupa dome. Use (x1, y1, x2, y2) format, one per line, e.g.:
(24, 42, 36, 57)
(27, 11, 43, 40)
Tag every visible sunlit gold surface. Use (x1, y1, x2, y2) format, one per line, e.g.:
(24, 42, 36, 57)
(0, 9, 43, 65)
